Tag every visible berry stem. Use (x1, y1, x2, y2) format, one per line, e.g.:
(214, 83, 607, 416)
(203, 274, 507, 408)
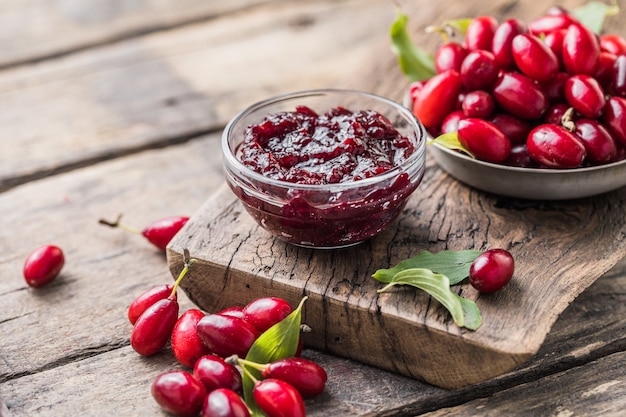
(236, 357, 267, 372)
(239, 360, 260, 383)
(169, 249, 197, 299)
(98, 214, 142, 234)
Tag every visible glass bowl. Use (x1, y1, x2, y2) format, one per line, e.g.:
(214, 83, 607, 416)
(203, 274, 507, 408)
(222, 89, 427, 249)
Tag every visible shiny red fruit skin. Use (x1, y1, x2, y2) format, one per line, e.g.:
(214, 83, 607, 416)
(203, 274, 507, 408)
(408, 80, 426, 102)
(194, 354, 243, 394)
(562, 23, 600, 75)
(131, 297, 179, 356)
(491, 18, 528, 70)
(151, 371, 207, 417)
(127, 284, 173, 325)
(600, 34, 626, 56)
(511, 34, 559, 82)
(218, 305, 246, 319)
(505, 144, 537, 168)
(262, 358, 328, 398)
(434, 42, 468, 73)
(528, 13, 577, 36)
(543, 103, 570, 125)
(574, 119, 618, 164)
(242, 297, 293, 334)
(612, 54, 626, 96)
(23, 245, 64, 288)
(564, 74, 606, 119)
(172, 309, 212, 368)
(460, 50, 499, 91)
(543, 29, 567, 67)
(527, 124, 587, 168)
(603, 96, 626, 147)
(596, 51, 618, 89)
(461, 90, 495, 119)
(413, 70, 462, 130)
(441, 110, 466, 134)
(490, 113, 531, 145)
(202, 388, 250, 417)
(469, 249, 515, 293)
(196, 314, 259, 358)
(492, 71, 548, 120)
(457, 118, 511, 163)
(141, 216, 189, 251)
(464, 15, 498, 51)
(253, 379, 306, 417)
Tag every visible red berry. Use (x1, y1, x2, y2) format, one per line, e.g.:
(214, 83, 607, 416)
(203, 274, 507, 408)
(441, 110, 466, 134)
(490, 113, 531, 145)
(612, 54, 626, 96)
(242, 297, 293, 334)
(462, 90, 495, 119)
(196, 314, 259, 358)
(457, 118, 511, 163)
(23, 245, 64, 288)
(603, 96, 626, 147)
(491, 18, 528, 70)
(253, 379, 306, 417)
(127, 284, 173, 325)
(141, 216, 189, 251)
(505, 144, 537, 168)
(469, 249, 515, 293)
(543, 29, 567, 67)
(595, 51, 617, 89)
(218, 306, 246, 320)
(528, 13, 576, 36)
(460, 50, 500, 91)
(194, 354, 243, 394)
(573, 119, 618, 164)
(543, 103, 570, 125)
(562, 23, 600, 75)
(172, 309, 212, 368)
(600, 34, 626, 56)
(413, 70, 463, 129)
(408, 80, 426, 102)
(202, 388, 250, 417)
(434, 42, 468, 73)
(539, 71, 569, 102)
(262, 358, 328, 398)
(527, 124, 587, 168)
(151, 371, 207, 417)
(564, 74, 606, 119)
(131, 297, 179, 356)
(511, 33, 559, 82)
(464, 16, 498, 51)
(492, 71, 548, 120)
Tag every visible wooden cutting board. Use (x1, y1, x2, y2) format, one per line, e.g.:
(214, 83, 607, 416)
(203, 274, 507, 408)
(166, 155, 626, 389)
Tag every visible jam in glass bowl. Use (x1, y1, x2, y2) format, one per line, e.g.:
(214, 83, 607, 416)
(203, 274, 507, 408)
(222, 89, 427, 249)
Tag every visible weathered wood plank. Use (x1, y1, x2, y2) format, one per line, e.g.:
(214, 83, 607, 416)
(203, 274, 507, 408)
(0, 0, 279, 68)
(0, 0, 392, 191)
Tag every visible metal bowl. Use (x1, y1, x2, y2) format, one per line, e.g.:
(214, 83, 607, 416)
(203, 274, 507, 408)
(429, 142, 626, 200)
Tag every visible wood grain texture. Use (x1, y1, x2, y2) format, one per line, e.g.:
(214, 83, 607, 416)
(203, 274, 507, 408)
(0, 0, 391, 191)
(0, 0, 279, 68)
(167, 151, 626, 388)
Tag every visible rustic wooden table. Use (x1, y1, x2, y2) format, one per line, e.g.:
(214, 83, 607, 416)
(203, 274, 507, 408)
(1, 0, 626, 416)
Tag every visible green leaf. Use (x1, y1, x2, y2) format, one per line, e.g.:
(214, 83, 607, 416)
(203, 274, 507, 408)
(373, 250, 481, 285)
(378, 268, 466, 328)
(428, 132, 475, 158)
(455, 294, 482, 330)
(242, 297, 307, 416)
(390, 9, 436, 81)
(572, 1, 620, 34)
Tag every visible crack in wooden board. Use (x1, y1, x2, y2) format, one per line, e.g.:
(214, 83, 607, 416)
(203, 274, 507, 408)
(167, 155, 626, 389)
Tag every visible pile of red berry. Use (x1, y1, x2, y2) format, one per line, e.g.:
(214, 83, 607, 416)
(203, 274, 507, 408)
(410, 6, 626, 168)
(128, 262, 327, 417)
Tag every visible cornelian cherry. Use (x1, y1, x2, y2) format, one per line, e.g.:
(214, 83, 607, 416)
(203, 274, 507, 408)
(603, 96, 626, 146)
(469, 249, 515, 293)
(194, 354, 243, 394)
(261, 358, 328, 398)
(564, 74, 606, 119)
(127, 284, 173, 325)
(492, 71, 548, 120)
(172, 309, 212, 368)
(196, 314, 259, 358)
(527, 124, 586, 168)
(253, 378, 306, 417)
(202, 388, 250, 417)
(151, 371, 206, 417)
(573, 119, 618, 164)
(460, 50, 499, 91)
(23, 245, 65, 288)
(511, 33, 559, 82)
(434, 42, 468, 73)
(562, 23, 600, 75)
(98, 214, 189, 251)
(242, 297, 293, 334)
(413, 70, 462, 129)
(464, 16, 498, 51)
(457, 118, 511, 163)
(491, 18, 527, 70)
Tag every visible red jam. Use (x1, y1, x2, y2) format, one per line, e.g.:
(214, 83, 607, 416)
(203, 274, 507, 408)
(230, 105, 422, 248)
(238, 106, 416, 184)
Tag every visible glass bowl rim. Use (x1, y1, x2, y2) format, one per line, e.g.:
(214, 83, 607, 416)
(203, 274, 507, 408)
(222, 88, 427, 192)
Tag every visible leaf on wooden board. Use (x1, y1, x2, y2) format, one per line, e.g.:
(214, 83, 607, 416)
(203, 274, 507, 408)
(242, 297, 306, 416)
(373, 250, 481, 285)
